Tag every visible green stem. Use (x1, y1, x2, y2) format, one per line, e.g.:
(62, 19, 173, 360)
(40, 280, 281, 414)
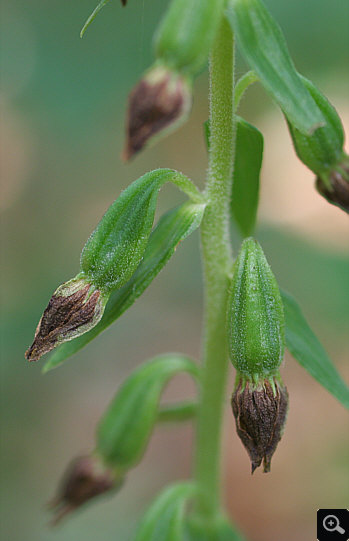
(194, 17, 235, 519)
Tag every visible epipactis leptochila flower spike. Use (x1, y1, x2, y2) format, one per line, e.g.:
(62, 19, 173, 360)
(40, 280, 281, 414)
(25, 276, 107, 362)
(123, 65, 192, 160)
(228, 238, 288, 472)
(48, 455, 123, 525)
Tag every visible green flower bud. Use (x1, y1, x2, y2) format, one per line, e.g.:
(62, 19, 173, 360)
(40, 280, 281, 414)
(25, 276, 108, 362)
(123, 64, 192, 160)
(227, 238, 288, 472)
(26, 170, 199, 362)
(48, 454, 123, 525)
(97, 355, 199, 470)
(286, 76, 349, 211)
(154, 0, 225, 77)
(228, 238, 285, 378)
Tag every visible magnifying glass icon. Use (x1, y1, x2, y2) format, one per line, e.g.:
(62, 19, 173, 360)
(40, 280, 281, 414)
(323, 515, 345, 534)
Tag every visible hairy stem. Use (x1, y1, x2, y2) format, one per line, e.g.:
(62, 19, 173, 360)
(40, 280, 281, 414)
(194, 17, 235, 519)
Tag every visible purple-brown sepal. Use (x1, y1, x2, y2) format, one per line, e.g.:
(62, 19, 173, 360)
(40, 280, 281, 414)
(231, 376, 288, 473)
(123, 65, 192, 160)
(49, 455, 122, 525)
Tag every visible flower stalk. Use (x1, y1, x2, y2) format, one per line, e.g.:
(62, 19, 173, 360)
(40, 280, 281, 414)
(194, 17, 235, 520)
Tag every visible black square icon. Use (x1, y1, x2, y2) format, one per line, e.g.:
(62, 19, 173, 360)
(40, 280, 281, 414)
(317, 509, 349, 541)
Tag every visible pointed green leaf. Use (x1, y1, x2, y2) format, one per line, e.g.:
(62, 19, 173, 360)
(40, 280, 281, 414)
(281, 290, 349, 409)
(134, 482, 197, 541)
(226, 0, 324, 134)
(43, 202, 205, 372)
(232, 117, 263, 237)
(97, 355, 200, 469)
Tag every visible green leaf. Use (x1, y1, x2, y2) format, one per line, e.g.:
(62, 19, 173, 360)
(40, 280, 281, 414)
(226, 0, 324, 134)
(281, 290, 349, 409)
(134, 482, 197, 541)
(97, 355, 200, 470)
(80, 0, 112, 38)
(43, 202, 205, 372)
(231, 117, 263, 237)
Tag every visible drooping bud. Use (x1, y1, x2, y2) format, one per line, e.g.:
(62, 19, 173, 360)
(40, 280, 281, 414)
(315, 157, 349, 212)
(227, 238, 288, 472)
(49, 454, 123, 525)
(25, 276, 107, 362)
(232, 374, 288, 473)
(123, 65, 192, 160)
(286, 76, 348, 212)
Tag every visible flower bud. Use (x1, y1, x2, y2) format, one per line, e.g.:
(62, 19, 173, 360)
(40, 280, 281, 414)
(154, 0, 225, 76)
(49, 454, 123, 525)
(228, 238, 288, 472)
(286, 76, 349, 212)
(231, 374, 288, 473)
(25, 276, 107, 362)
(123, 65, 192, 160)
(316, 157, 349, 213)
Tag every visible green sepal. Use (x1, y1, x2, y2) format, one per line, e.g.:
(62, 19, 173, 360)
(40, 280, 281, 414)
(97, 355, 200, 470)
(155, 0, 225, 76)
(43, 202, 205, 373)
(282, 290, 349, 409)
(286, 76, 345, 181)
(227, 238, 285, 378)
(80, 169, 202, 293)
(226, 0, 324, 134)
(231, 117, 263, 237)
(134, 482, 197, 541)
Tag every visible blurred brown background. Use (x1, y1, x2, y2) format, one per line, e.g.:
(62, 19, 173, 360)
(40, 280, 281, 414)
(1, 1, 348, 540)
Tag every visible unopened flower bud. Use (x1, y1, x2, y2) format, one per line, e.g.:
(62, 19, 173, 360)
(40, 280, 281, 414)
(228, 239, 288, 472)
(231, 374, 288, 473)
(123, 65, 192, 160)
(25, 276, 107, 362)
(316, 157, 349, 213)
(286, 76, 349, 212)
(49, 455, 123, 525)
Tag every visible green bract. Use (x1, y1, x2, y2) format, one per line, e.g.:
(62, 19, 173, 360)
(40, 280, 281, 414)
(226, 0, 324, 134)
(97, 355, 200, 470)
(227, 238, 285, 379)
(155, 0, 225, 76)
(231, 117, 263, 237)
(134, 482, 196, 541)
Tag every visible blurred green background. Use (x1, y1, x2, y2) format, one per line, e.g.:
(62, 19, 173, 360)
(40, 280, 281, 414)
(1, 1, 348, 540)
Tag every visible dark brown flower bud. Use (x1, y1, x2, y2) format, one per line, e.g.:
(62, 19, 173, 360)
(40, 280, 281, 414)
(25, 277, 107, 362)
(316, 158, 349, 213)
(48, 455, 123, 525)
(123, 65, 192, 160)
(231, 375, 288, 473)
